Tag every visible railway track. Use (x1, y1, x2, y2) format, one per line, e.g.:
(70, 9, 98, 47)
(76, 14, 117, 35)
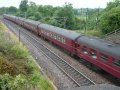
(4, 19, 96, 87)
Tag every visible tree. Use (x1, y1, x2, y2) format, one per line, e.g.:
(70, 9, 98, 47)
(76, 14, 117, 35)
(99, 6, 120, 34)
(7, 6, 17, 14)
(98, 0, 120, 34)
(0, 7, 7, 15)
(105, 0, 120, 11)
(19, 0, 28, 17)
(38, 5, 55, 17)
(26, 1, 38, 17)
(33, 12, 42, 21)
(54, 3, 75, 29)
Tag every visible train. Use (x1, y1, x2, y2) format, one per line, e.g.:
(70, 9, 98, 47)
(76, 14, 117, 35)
(3, 14, 120, 79)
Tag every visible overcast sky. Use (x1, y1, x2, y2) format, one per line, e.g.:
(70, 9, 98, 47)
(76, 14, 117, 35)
(0, 0, 113, 8)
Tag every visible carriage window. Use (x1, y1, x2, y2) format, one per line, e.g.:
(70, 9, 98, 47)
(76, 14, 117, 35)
(53, 34, 55, 38)
(61, 38, 65, 44)
(44, 31, 46, 35)
(81, 46, 88, 54)
(44, 31, 45, 34)
(56, 35, 58, 40)
(61, 38, 63, 43)
(50, 33, 52, 37)
(60, 37, 63, 42)
(58, 37, 61, 41)
(100, 53, 108, 61)
(63, 39, 65, 44)
(57, 36, 59, 41)
(90, 49, 97, 59)
(47, 32, 49, 36)
(54, 35, 57, 39)
(52, 34, 54, 38)
(113, 60, 120, 67)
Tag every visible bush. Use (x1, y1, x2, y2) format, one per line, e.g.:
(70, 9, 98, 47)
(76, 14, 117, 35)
(99, 6, 120, 34)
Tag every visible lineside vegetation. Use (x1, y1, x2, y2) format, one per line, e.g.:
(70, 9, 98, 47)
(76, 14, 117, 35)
(0, 0, 120, 35)
(0, 22, 54, 90)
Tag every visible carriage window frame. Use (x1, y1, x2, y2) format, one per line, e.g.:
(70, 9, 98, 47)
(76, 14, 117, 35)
(100, 53, 108, 62)
(43, 31, 44, 34)
(61, 38, 65, 44)
(58, 36, 61, 41)
(50, 33, 52, 37)
(61, 37, 63, 43)
(56, 35, 58, 40)
(90, 49, 97, 59)
(53, 34, 54, 38)
(81, 46, 88, 54)
(113, 59, 120, 67)
(54, 34, 57, 39)
(43, 31, 45, 34)
(52, 34, 54, 38)
(46, 31, 49, 36)
(41, 30, 43, 33)
(45, 31, 47, 35)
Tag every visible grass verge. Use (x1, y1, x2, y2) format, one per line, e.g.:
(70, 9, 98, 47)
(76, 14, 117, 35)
(0, 22, 54, 90)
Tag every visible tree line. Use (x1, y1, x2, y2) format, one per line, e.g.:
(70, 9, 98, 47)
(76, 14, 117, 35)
(0, 0, 120, 35)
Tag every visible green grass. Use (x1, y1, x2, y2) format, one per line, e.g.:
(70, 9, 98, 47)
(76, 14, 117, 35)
(0, 22, 54, 90)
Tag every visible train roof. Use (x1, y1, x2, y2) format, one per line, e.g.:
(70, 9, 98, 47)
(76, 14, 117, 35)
(4, 14, 80, 40)
(23, 19, 40, 25)
(7, 14, 79, 40)
(77, 36, 120, 58)
(17, 17, 25, 20)
(4, 14, 16, 19)
(39, 24, 80, 40)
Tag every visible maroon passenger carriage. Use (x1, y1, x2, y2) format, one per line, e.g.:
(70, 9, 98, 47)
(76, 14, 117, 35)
(76, 36, 120, 78)
(38, 23, 80, 54)
(3, 14, 120, 79)
(23, 19, 40, 33)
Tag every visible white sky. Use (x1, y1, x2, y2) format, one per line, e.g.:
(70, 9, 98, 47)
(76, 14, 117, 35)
(0, 0, 113, 8)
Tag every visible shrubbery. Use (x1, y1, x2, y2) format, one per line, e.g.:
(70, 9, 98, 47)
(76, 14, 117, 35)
(99, 6, 120, 34)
